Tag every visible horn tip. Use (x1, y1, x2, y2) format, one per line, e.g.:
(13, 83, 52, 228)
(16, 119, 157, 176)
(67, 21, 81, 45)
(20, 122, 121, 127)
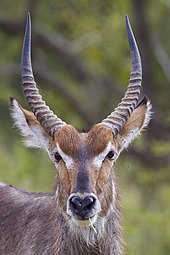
(27, 12, 30, 19)
(125, 14, 132, 33)
(26, 12, 31, 25)
(21, 11, 33, 78)
(125, 15, 130, 29)
(125, 14, 128, 20)
(125, 14, 140, 58)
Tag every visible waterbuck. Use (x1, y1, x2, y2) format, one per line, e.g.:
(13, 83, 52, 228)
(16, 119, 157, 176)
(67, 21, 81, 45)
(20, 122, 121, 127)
(0, 13, 152, 255)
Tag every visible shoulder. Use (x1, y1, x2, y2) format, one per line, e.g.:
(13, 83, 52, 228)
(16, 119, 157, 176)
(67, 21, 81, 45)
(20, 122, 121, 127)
(0, 182, 10, 187)
(0, 182, 54, 203)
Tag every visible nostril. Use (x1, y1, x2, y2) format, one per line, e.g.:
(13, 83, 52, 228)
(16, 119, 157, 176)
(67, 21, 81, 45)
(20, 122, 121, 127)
(69, 195, 96, 218)
(81, 196, 96, 210)
(70, 196, 82, 211)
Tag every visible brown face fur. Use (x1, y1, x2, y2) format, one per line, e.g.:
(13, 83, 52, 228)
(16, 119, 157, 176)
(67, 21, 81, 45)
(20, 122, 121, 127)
(54, 124, 114, 195)
(52, 101, 151, 225)
(53, 124, 117, 226)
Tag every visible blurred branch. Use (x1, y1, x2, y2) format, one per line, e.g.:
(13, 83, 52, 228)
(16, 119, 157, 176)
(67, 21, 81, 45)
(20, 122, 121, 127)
(0, 65, 19, 77)
(131, 0, 155, 98)
(0, 63, 93, 125)
(0, 16, 93, 83)
(0, 16, 23, 35)
(130, 147, 170, 169)
(149, 117, 170, 141)
(35, 30, 122, 100)
(72, 32, 101, 53)
(25, 0, 38, 17)
(34, 29, 123, 120)
(0, 15, 123, 120)
(151, 34, 170, 82)
(0, 16, 121, 94)
(34, 61, 94, 125)
(35, 30, 94, 84)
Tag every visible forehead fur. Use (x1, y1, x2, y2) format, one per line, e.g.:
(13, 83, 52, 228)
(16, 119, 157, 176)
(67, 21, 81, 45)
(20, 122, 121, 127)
(87, 124, 113, 155)
(54, 125, 82, 156)
(54, 124, 113, 158)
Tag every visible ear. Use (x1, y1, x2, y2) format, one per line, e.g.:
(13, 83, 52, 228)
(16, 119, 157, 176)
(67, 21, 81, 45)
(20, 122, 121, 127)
(10, 97, 54, 151)
(116, 97, 152, 152)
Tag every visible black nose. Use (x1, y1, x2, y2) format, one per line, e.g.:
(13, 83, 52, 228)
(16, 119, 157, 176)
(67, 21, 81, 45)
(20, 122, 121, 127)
(69, 195, 96, 218)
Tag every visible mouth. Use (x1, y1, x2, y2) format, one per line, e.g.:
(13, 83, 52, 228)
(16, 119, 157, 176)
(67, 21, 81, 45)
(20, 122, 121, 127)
(72, 214, 97, 227)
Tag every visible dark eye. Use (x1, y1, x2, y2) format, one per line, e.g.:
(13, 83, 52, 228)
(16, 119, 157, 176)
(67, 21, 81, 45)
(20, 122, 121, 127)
(106, 150, 115, 160)
(54, 152, 62, 163)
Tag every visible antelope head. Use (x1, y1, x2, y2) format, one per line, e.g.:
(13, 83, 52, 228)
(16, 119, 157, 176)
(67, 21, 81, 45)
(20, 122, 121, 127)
(10, 14, 152, 228)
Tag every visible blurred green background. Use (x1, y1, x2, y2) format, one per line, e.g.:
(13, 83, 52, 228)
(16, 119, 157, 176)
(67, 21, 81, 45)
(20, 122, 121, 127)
(0, 0, 170, 254)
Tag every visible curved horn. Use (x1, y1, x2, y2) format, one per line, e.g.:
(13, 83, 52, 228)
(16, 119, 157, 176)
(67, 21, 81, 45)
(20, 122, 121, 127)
(101, 15, 142, 135)
(21, 13, 66, 138)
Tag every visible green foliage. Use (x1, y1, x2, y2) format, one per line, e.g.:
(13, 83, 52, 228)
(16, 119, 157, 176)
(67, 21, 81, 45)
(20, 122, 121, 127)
(0, 1, 170, 254)
(118, 156, 170, 255)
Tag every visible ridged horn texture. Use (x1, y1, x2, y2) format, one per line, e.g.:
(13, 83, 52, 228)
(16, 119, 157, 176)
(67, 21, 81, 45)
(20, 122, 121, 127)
(101, 15, 142, 135)
(21, 13, 66, 138)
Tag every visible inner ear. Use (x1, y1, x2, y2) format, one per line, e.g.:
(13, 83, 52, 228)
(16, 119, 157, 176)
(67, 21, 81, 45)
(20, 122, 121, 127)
(21, 107, 54, 150)
(21, 107, 40, 126)
(10, 97, 54, 151)
(117, 97, 152, 151)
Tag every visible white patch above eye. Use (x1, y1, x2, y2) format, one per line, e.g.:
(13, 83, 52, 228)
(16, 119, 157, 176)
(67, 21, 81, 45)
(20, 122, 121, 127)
(56, 143, 74, 168)
(92, 142, 116, 167)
